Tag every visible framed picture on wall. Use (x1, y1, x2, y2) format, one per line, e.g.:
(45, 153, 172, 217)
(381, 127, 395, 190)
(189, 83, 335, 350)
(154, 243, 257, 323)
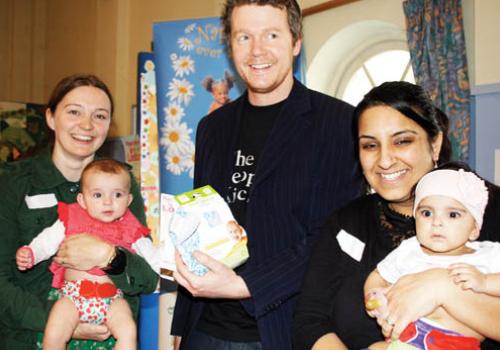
(0, 101, 47, 163)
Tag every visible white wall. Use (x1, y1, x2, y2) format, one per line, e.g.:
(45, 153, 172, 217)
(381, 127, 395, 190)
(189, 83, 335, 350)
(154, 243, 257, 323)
(302, 0, 405, 71)
(474, 0, 500, 85)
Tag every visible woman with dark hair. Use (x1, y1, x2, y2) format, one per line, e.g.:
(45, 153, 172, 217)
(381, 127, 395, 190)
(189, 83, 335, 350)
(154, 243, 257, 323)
(292, 81, 500, 349)
(0, 74, 158, 349)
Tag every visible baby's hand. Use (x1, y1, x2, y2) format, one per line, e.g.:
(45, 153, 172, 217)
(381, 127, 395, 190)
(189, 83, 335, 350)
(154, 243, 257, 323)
(449, 263, 486, 293)
(365, 288, 388, 319)
(16, 246, 34, 271)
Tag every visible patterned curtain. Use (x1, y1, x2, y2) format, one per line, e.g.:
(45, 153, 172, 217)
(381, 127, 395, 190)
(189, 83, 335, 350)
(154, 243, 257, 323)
(403, 0, 470, 162)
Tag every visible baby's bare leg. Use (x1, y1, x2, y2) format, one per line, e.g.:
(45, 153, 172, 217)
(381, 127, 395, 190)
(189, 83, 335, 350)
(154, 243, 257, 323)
(106, 298, 137, 350)
(43, 297, 80, 350)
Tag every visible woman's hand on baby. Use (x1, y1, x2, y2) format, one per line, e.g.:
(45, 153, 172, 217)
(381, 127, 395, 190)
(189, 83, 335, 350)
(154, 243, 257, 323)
(449, 263, 486, 293)
(385, 268, 448, 340)
(54, 234, 114, 271)
(72, 322, 111, 341)
(173, 250, 251, 299)
(16, 246, 34, 270)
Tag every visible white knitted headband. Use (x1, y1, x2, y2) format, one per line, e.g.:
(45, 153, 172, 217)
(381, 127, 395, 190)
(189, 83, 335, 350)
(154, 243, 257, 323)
(413, 169, 489, 229)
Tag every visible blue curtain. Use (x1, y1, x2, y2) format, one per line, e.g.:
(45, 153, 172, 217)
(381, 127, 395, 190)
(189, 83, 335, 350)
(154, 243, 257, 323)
(403, 0, 470, 162)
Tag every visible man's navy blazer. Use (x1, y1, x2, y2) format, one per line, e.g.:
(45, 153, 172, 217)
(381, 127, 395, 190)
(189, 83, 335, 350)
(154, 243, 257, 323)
(172, 80, 363, 350)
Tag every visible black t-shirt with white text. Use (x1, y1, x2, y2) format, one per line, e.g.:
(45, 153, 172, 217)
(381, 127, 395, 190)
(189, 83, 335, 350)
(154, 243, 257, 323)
(196, 98, 283, 342)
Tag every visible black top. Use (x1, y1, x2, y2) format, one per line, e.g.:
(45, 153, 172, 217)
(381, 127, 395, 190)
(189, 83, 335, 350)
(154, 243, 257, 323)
(293, 190, 500, 350)
(197, 99, 282, 342)
(226, 99, 283, 227)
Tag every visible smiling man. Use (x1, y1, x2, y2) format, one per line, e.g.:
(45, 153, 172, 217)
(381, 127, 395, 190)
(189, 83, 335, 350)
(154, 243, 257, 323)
(170, 1, 363, 349)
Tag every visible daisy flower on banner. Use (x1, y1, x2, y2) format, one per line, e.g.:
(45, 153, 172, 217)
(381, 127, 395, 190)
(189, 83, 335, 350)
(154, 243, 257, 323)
(181, 142, 195, 178)
(178, 37, 194, 51)
(167, 78, 194, 105)
(185, 23, 196, 33)
(160, 119, 193, 154)
(164, 102, 185, 122)
(172, 55, 195, 77)
(165, 146, 184, 175)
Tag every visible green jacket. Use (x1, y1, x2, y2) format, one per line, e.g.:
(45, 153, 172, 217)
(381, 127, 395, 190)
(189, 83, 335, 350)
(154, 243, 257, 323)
(0, 150, 159, 349)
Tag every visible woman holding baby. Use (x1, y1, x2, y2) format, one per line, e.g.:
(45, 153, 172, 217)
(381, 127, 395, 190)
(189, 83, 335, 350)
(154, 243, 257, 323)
(293, 81, 500, 350)
(0, 74, 158, 349)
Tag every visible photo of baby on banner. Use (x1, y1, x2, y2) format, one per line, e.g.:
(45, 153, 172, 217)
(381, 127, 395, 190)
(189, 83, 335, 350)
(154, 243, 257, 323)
(159, 185, 249, 280)
(201, 70, 235, 114)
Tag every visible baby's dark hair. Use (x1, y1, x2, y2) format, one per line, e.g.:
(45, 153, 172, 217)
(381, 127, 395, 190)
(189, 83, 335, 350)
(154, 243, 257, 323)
(80, 159, 131, 192)
(201, 71, 234, 92)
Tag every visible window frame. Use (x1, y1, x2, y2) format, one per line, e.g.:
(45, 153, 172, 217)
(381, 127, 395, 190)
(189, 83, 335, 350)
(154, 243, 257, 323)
(336, 40, 412, 100)
(305, 20, 410, 100)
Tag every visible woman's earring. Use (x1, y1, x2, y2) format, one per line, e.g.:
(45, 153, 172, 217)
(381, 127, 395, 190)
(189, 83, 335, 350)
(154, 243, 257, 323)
(434, 160, 438, 169)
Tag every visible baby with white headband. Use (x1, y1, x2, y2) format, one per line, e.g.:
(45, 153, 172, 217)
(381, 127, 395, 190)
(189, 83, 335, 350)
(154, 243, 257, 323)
(363, 165, 500, 350)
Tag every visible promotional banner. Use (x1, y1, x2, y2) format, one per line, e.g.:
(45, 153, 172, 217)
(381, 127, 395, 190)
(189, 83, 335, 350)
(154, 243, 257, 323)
(153, 16, 305, 197)
(153, 17, 244, 195)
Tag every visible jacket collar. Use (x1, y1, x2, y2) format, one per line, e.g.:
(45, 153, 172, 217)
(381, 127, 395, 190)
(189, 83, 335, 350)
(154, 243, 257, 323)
(253, 79, 311, 187)
(227, 79, 312, 190)
(31, 147, 75, 189)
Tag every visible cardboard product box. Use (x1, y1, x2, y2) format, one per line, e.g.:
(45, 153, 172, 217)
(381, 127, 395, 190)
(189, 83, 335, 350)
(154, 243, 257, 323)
(159, 185, 249, 278)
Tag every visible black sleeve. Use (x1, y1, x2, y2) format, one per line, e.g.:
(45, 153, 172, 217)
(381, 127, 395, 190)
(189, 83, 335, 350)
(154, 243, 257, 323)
(293, 197, 384, 350)
(292, 211, 346, 350)
(481, 183, 500, 242)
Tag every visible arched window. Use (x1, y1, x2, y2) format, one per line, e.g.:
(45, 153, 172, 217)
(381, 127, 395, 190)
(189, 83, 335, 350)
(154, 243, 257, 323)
(341, 49, 414, 105)
(306, 20, 414, 105)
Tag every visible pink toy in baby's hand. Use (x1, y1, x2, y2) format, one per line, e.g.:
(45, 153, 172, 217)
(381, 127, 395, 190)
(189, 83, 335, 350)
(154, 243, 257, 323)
(365, 288, 388, 318)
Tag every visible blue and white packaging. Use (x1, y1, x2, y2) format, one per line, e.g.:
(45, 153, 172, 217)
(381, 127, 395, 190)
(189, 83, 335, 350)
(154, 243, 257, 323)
(159, 185, 249, 277)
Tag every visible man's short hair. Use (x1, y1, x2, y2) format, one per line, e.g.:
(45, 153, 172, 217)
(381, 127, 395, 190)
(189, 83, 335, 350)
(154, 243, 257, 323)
(221, 0, 303, 51)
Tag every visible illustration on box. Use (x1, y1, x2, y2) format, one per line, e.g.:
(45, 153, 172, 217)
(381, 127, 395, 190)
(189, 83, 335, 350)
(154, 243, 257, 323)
(159, 185, 249, 277)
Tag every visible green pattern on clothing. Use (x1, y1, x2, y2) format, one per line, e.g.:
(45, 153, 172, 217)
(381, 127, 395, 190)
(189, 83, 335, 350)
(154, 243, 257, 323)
(387, 340, 419, 349)
(36, 332, 115, 350)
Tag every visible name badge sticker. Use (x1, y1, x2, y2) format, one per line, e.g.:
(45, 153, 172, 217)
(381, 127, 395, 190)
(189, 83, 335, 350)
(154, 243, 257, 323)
(25, 194, 58, 209)
(336, 229, 365, 262)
